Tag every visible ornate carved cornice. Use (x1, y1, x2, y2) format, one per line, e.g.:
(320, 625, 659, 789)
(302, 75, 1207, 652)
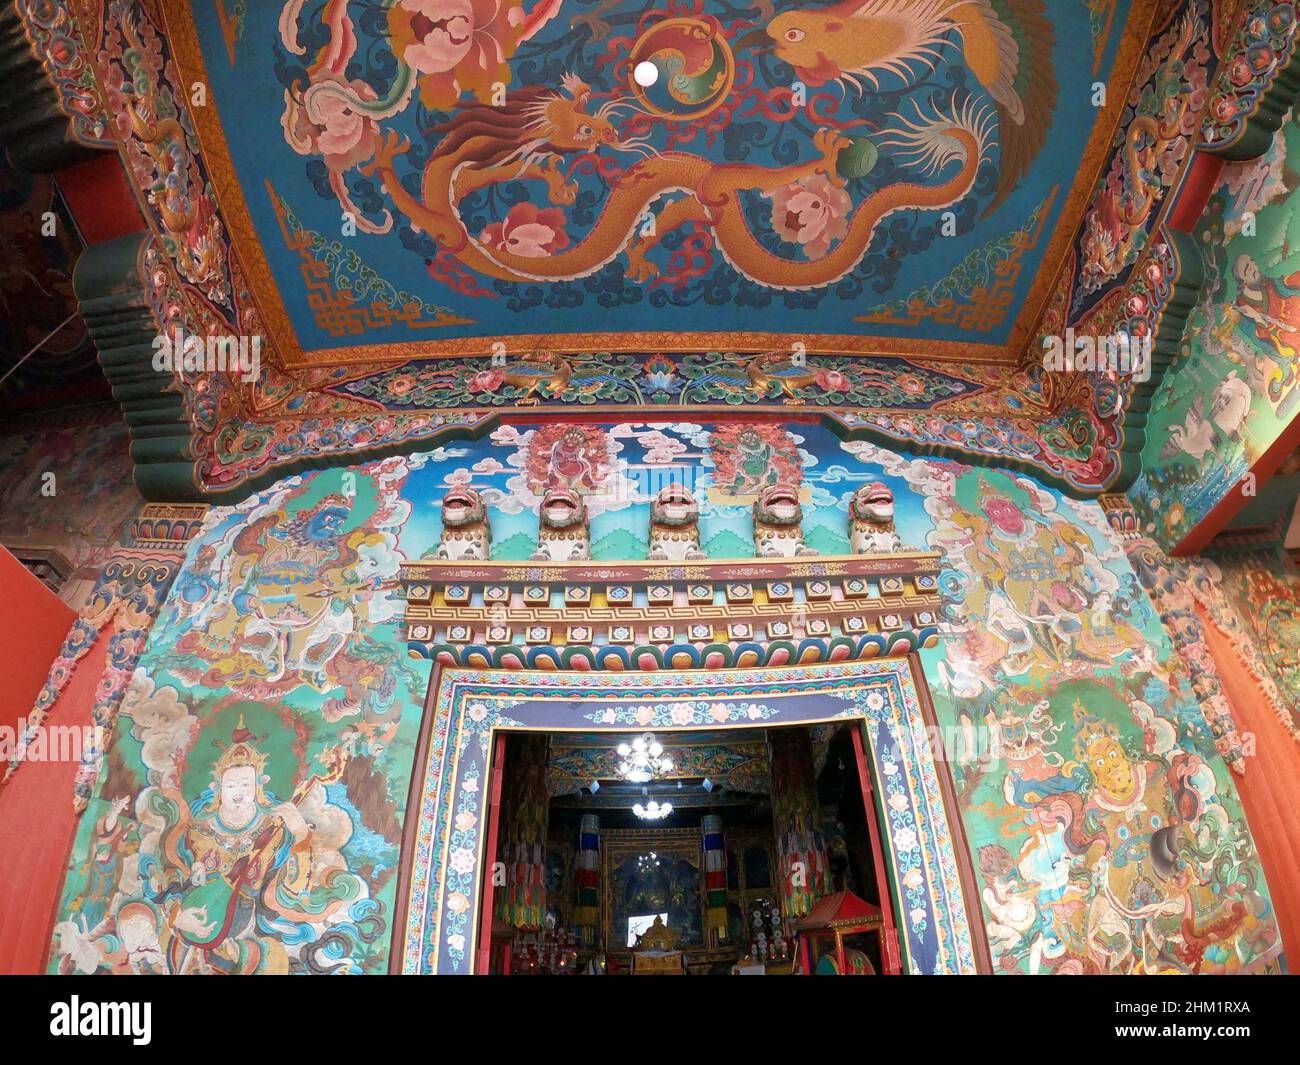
(1198, 0, 1300, 159)
(402, 551, 945, 671)
(0, 1, 110, 172)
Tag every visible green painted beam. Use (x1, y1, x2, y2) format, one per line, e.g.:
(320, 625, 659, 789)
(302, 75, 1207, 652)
(73, 232, 201, 502)
(0, 8, 107, 173)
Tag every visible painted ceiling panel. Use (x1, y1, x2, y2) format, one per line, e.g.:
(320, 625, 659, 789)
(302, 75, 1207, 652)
(171, 0, 1146, 365)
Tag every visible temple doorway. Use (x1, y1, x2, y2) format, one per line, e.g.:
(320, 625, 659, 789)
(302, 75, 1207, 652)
(394, 661, 981, 975)
(477, 722, 900, 975)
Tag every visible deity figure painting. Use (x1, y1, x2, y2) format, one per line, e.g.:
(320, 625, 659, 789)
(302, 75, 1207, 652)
(529, 424, 608, 495)
(1135, 111, 1300, 547)
(160, 466, 419, 723)
(708, 424, 804, 502)
(55, 707, 392, 976)
(846, 444, 1284, 975)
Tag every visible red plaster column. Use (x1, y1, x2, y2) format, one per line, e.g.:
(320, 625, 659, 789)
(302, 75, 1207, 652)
(1196, 602, 1300, 964)
(0, 623, 115, 974)
(0, 546, 75, 736)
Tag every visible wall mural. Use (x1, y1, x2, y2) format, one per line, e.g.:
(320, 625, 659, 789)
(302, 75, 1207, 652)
(890, 454, 1284, 973)
(50, 459, 428, 974)
(1133, 107, 1300, 549)
(1122, 540, 1254, 771)
(0, 406, 144, 580)
(165, 0, 1142, 361)
(48, 416, 1283, 973)
(396, 418, 915, 560)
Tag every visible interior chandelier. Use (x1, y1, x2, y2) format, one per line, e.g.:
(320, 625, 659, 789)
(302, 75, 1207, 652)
(616, 733, 673, 783)
(633, 800, 673, 821)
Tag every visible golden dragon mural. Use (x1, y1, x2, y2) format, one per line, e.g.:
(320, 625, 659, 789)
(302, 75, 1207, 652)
(279, 0, 1054, 292)
(360, 76, 993, 288)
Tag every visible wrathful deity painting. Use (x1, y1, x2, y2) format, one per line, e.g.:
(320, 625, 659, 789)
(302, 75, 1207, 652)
(171, 0, 1140, 357)
(900, 456, 1284, 974)
(50, 417, 1284, 973)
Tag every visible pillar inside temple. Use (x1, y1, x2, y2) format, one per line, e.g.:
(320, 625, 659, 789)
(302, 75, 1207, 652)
(702, 813, 727, 945)
(497, 734, 550, 930)
(574, 813, 599, 948)
(768, 729, 833, 920)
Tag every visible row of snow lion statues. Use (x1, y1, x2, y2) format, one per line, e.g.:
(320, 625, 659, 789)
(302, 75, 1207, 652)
(435, 482, 906, 562)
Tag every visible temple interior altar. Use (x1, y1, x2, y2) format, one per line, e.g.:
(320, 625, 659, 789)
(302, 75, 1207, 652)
(484, 723, 895, 975)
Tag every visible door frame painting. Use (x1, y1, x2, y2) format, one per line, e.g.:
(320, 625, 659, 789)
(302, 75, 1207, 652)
(391, 659, 985, 975)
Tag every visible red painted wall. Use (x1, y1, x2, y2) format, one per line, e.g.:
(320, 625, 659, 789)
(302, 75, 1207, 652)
(1198, 603, 1300, 965)
(0, 546, 74, 735)
(0, 624, 113, 974)
(0, 546, 86, 974)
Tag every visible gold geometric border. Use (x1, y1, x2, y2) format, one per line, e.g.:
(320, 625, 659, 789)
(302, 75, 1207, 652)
(296, 331, 1014, 364)
(163, 0, 1160, 371)
(268, 180, 475, 338)
(1006, 0, 1161, 360)
(856, 186, 1059, 333)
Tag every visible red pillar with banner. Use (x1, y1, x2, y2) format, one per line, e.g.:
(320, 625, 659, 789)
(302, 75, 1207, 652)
(574, 813, 600, 949)
(702, 814, 728, 944)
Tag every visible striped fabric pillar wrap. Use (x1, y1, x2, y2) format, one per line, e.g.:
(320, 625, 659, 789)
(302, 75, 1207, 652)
(768, 728, 833, 919)
(702, 814, 728, 941)
(497, 734, 550, 929)
(574, 813, 600, 947)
